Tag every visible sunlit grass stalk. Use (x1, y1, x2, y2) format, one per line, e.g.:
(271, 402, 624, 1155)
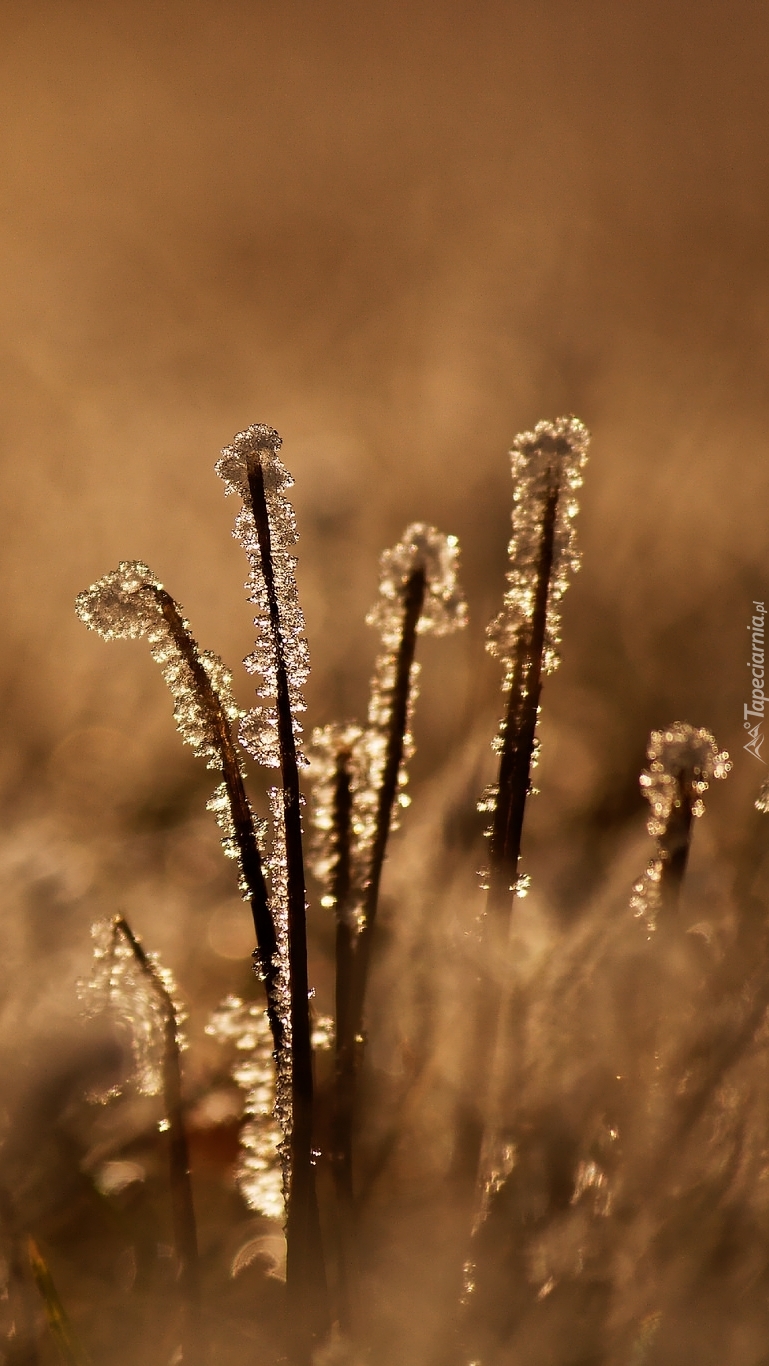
(486, 471, 559, 917)
(341, 564, 426, 1135)
(74, 567, 282, 1054)
(27, 1236, 90, 1366)
(111, 916, 201, 1352)
(244, 447, 329, 1354)
(325, 575, 427, 1325)
(150, 590, 282, 1049)
(630, 723, 730, 932)
(468, 422, 588, 1191)
(449, 421, 588, 1366)
(326, 743, 356, 1325)
(309, 527, 466, 1329)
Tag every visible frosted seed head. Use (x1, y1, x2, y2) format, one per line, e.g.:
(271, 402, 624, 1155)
(487, 416, 589, 680)
(75, 561, 164, 640)
(76, 563, 244, 774)
(215, 425, 289, 501)
(366, 523, 468, 648)
(757, 778, 769, 813)
(640, 722, 730, 836)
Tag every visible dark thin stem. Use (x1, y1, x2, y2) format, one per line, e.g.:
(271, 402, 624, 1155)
(331, 567, 426, 1320)
(487, 471, 560, 917)
(27, 1237, 90, 1366)
(245, 450, 329, 1359)
(329, 749, 355, 1328)
(348, 567, 427, 1057)
(657, 776, 695, 916)
(449, 466, 565, 1366)
(148, 589, 283, 1056)
(113, 917, 201, 1362)
(364, 569, 426, 937)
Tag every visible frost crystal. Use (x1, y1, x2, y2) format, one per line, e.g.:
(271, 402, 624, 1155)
(639, 723, 731, 835)
(310, 525, 466, 928)
(630, 723, 730, 929)
(78, 918, 186, 1101)
(308, 723, 363, 910)
(206, 995, 284, 1221)
(487, 416, 589, 685)
(215, 425, 310, 769)
(357, 525, 466, 886)
(75, 561, 242, 769)
(75, 562, 259, 894)
(366, 523, 467, 648)
(266, 786, 293, 1192)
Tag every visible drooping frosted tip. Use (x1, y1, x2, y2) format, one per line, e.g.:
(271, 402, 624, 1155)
(75, 561, 164, 640)
(366, 522, 468, 647)
(640, 722, 730, 836)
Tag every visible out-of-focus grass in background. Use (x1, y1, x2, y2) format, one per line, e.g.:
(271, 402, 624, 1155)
(2, 3, 769, 1361)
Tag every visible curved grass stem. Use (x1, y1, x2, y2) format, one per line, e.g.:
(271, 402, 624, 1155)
(149, 590, 282, 1055)
(112, 917, 202, 1362)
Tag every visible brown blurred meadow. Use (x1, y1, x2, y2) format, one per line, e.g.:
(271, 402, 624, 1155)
(2, 3, 769, 1363)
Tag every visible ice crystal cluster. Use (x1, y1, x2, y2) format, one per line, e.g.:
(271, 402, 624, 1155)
(265, 785, 293, 1178)
(216, 425, 310, 769)
(79, 918, 186, 1100)
(210, 785, 295, 1212)
(75, 561, 258, 891)
(486, 416, 589, 685)
(75, 562, 242, 767)
(206, 994, 284, 1221)
(308, 722, 363, 910)
(630, 723, 730, 928)
(310, 525, 467, 924)
(366, 522, 467, 647)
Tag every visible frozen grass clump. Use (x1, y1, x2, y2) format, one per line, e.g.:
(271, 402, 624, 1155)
(7, 412, 756, 1366)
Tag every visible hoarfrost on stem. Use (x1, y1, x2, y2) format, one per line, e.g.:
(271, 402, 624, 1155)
(75, 561, 265, 898)
(78, 918, 186, 1101)
(264, 784, 293, 1186)
(366, 522, 468, 647)
(630, 722, 730, 929)
(486, 415, 589, 684)
(479, 418, 589, 897)
(308, 722, 363, 911)
(215, 425, 310, 769)
(206, 995, 284, 1222)
(357, 523, 466, 885)
(75, 561, 242, 768)
(310, 524, 467, 929)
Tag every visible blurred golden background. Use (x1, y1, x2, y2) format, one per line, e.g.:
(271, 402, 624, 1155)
(3, 0, 768, 804)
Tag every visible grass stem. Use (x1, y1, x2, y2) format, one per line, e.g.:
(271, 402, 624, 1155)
(112, 916, 202, 1364)
(246, 450, 329, 1359)
(150, 590, 282, 1054)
